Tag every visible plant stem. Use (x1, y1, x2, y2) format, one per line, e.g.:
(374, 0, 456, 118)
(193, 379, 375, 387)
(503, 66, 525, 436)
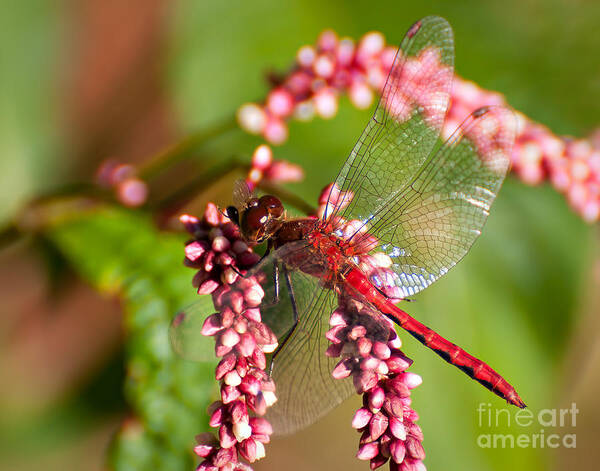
(139, 116, 238, 180)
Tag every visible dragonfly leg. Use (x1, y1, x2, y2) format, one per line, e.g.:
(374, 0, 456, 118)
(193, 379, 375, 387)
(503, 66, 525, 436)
(268, 264, 300, 376)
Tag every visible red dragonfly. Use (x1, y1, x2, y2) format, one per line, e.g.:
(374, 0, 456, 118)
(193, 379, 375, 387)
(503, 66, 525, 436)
(172, 16, 524, 435)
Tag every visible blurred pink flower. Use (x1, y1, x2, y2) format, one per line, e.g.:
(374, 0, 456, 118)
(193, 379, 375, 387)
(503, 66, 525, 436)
(95, 159, 149, 207)
(237, 28, 600, 223)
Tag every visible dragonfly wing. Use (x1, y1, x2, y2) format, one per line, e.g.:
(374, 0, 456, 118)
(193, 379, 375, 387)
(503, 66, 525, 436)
(170, 295, 220, 362)
(170, 241, 356, 435)
(353, 106, 517, 296)
(248, 242, 355, 435)
(326, 16, 454, 222)
(263, 271, 355, 435)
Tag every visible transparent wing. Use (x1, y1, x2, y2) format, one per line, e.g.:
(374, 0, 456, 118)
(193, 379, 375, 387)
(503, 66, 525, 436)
(233, 178, 253, 208)
(326, 15, 454, 222)
(170, 295, 218, 362)
(351, 106, 517, 297)
(253, 242, 355, 435)
(263, 272, 354, 435)
(169, 241, 356, 435)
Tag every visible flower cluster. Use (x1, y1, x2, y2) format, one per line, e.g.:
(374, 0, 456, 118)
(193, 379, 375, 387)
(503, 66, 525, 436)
(447, 78, 600, 222)
(181, 184, 423, 470)
(95, 159, 148, 207)
(315, 184, 425, 469)
(180, 205, 278, 470)
(327, 296, 425, 471)
(237, 30, 393, 144)
(237, 29, 600, 223)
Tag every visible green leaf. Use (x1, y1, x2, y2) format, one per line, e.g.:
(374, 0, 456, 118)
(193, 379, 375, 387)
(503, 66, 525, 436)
(45, 206, 217, 469)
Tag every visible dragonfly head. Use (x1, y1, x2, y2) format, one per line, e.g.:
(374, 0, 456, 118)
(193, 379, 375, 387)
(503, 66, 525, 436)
(228, 194, 284, 244)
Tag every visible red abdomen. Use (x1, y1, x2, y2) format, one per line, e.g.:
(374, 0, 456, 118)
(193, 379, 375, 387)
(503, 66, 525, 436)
(344, 267, 526, 408)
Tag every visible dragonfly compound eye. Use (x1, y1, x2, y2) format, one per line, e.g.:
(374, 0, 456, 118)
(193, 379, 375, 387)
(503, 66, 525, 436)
(259, 195, 284, 218)
(242, 205, 269, 231)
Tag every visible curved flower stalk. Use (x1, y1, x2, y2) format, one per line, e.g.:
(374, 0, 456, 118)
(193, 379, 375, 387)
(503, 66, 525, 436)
(237, 29, 600, 223)
(180, 205, 278, 470)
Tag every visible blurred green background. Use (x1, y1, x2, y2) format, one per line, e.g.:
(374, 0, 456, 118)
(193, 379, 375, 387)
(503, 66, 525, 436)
(1, 1, 599, 470)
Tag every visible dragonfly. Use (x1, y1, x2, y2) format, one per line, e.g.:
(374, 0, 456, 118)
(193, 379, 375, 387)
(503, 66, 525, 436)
(171, 15, 525, 436)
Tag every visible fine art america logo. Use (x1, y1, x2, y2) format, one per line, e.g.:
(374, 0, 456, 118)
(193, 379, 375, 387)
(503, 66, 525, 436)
(476, 403, 578, 449)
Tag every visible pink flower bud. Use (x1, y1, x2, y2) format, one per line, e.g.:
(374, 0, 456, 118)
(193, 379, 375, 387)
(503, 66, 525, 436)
(357, 337, 373, 357)
(198, 279, 220, 295)
(297, 45, 316, 67)
(221, 384, 241, 404)
(263, 117, 288, 145)
(356, 442, 379, 461)
(314, 88, 338, 119)
(251, 144, 273, 170)
(369, 412, 389, 440)
(352, 408, 372, 429)
(233, 421, 252, 441)
(265, 161, 304, 183)
(389, 416, 406, 440)
(224, 370, 242, 386)
(237, 332, 257, 357)
(405, 436, 425, 460)
(117, 178, 148, 207)
(266, 89, 294, 118)
(201, 314, 224, 336)
(212, 236, 230, 252)
(389, 439, 407, 464)
(219, 424, 237, 448)
(325, 325, 345, 343)
(212, 447, 235, 467)
(209, 406, 224, 427)
(368, 386, 385, 411)
(237, 103, 266, 134)
(215, 353, 236, 380)
(250, 417, 273, 436)
(220, 328, 241, 348)
(332, 359, 353, 379)
(185, 240, 207, 262)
